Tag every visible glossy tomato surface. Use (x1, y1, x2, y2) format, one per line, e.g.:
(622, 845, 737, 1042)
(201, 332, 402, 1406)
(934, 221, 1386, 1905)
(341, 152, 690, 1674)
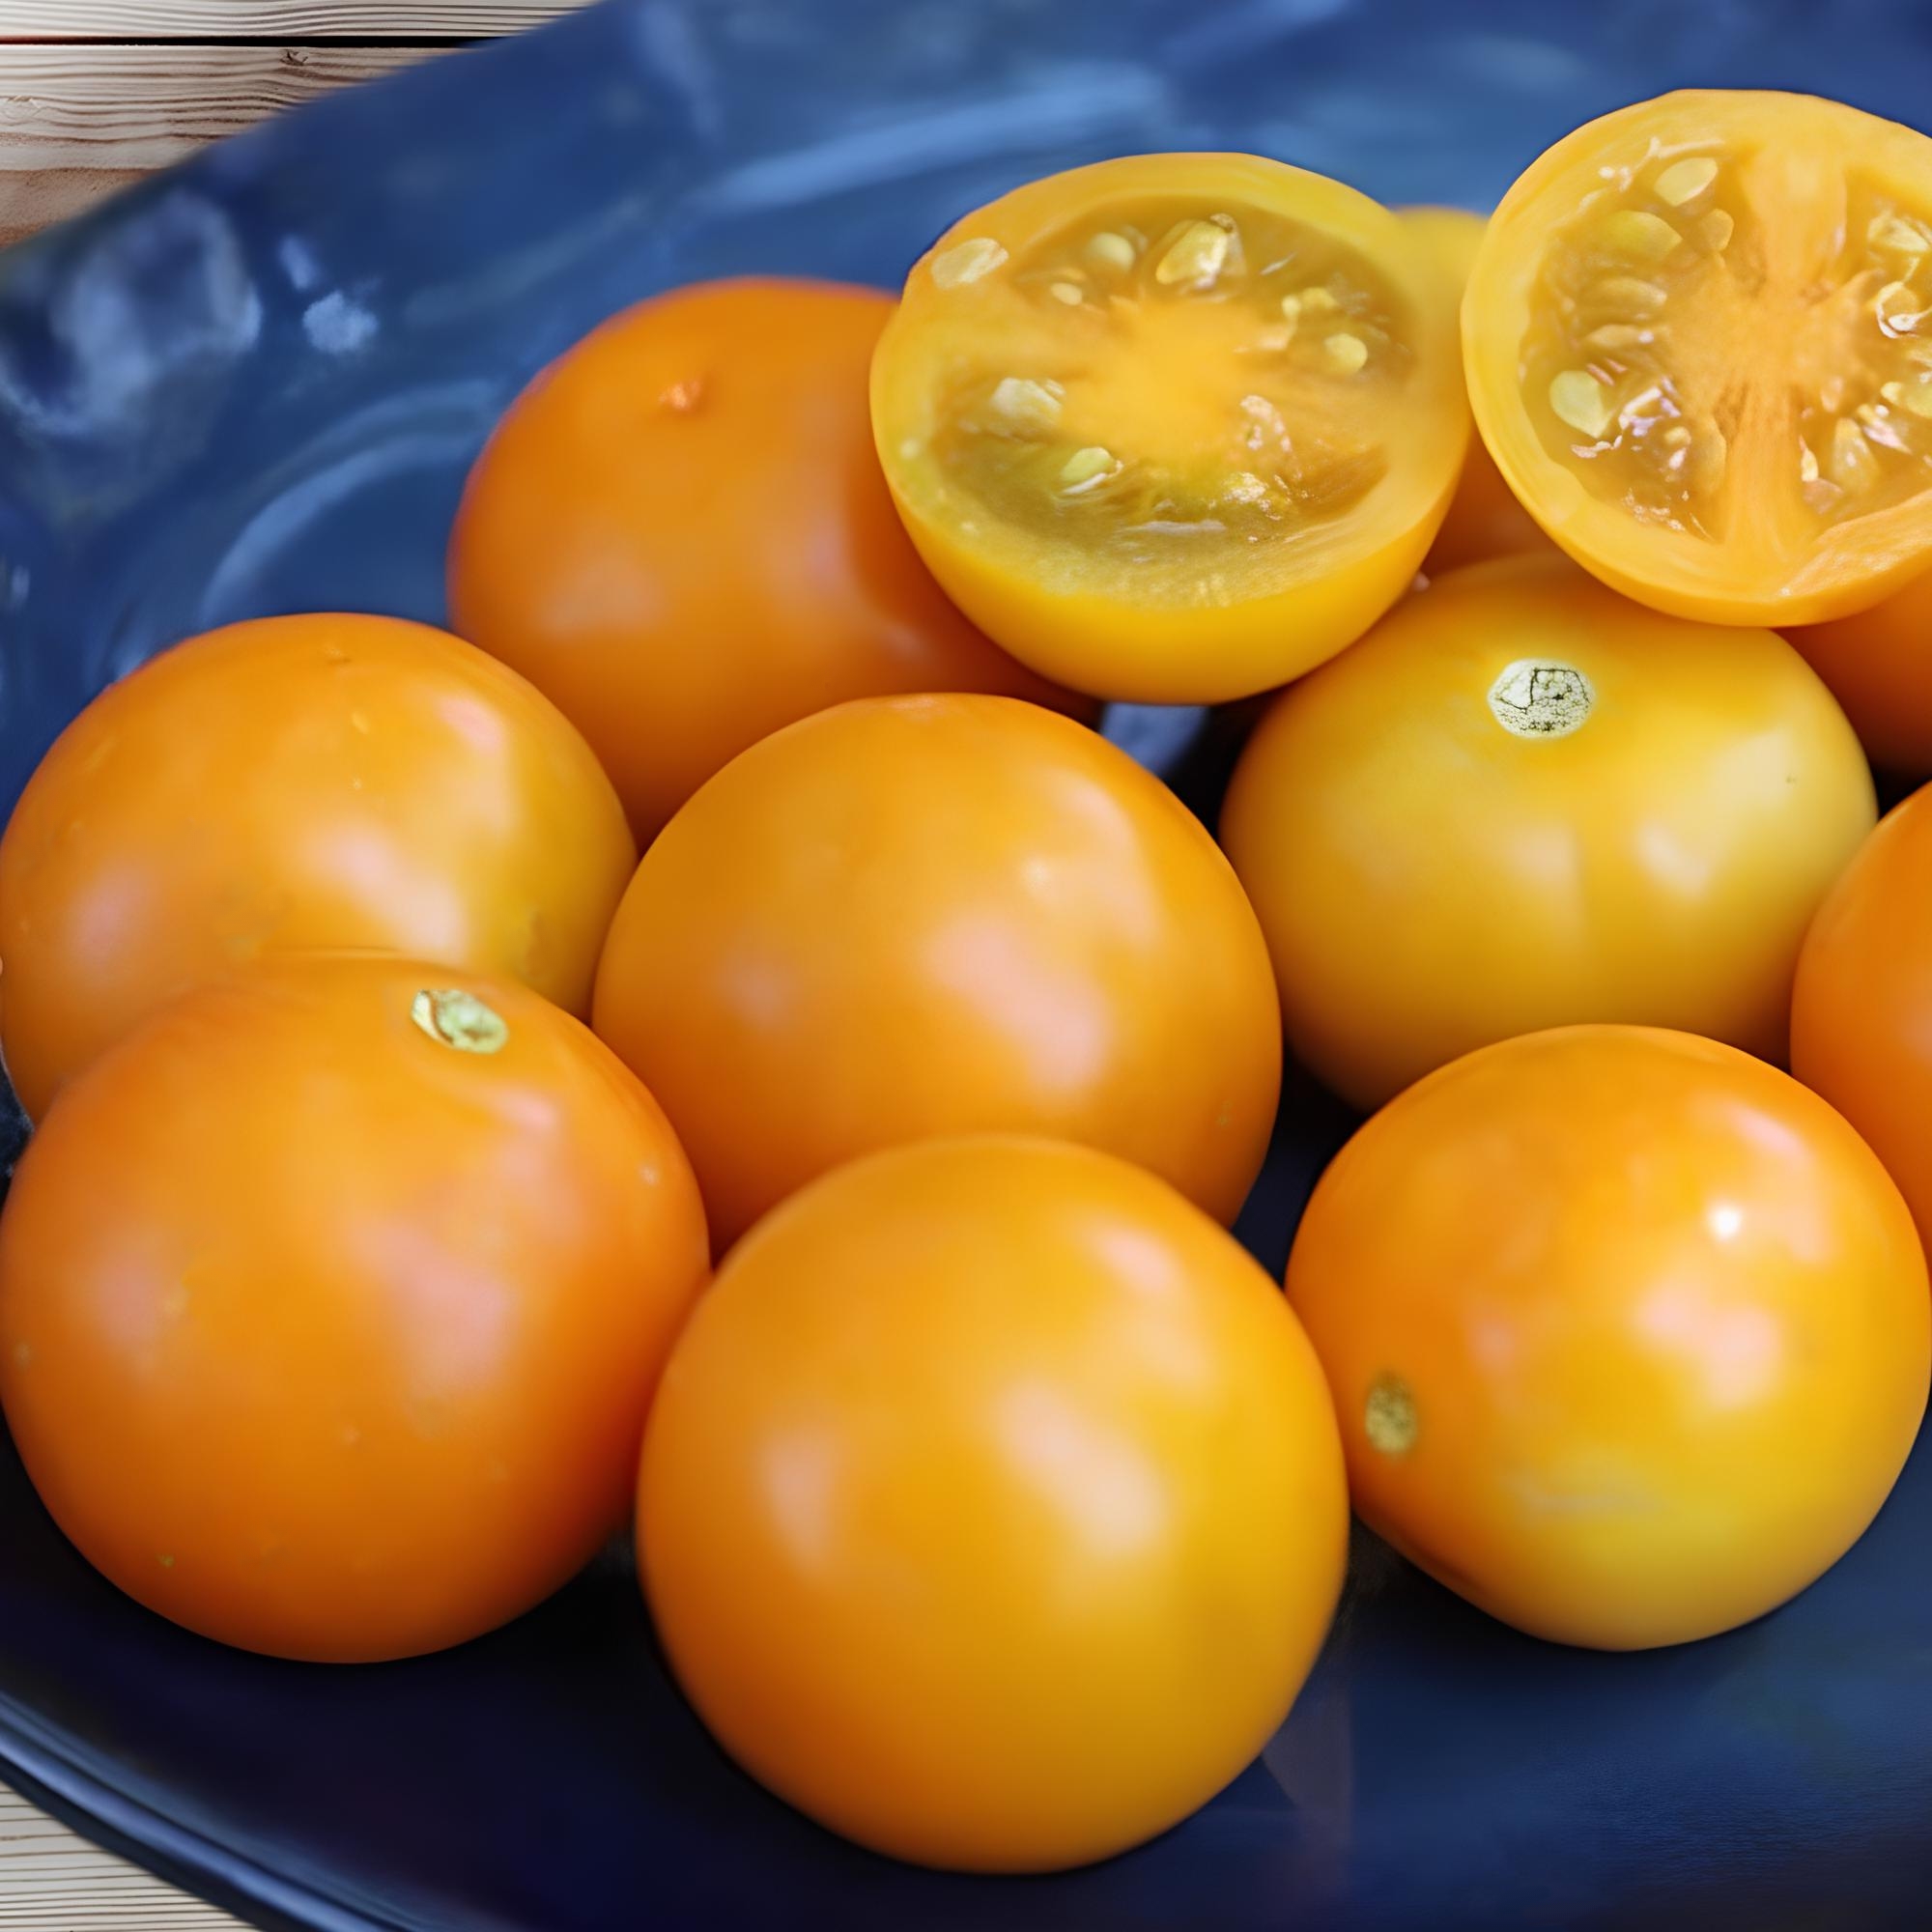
(0, 613, 635, 1123)
(0, 957, 708, 1662)
(872, 154, 1467, 703)
(1789, 565, 1932, 776)
(639, 1135, 1347, 1872)
(1399, 206, 1550, 574)
(1287, 1025, 1929, 1651)
(1793, 783, 1932, 1242)
(447, 277, 1084, 838)
(1466, 91, 1932, 626)
(593, 693, 1281, 1248)
(1220, 554, 1875, 1109)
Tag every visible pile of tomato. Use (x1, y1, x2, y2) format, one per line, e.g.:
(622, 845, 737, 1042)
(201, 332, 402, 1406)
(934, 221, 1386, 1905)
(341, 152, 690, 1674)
(5, 87, 1932, 1877)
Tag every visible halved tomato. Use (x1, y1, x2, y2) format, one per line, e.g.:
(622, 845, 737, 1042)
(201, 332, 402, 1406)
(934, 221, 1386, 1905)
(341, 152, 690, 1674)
(1467, 91, 1932, 626)
(872, 155, 1468, 703)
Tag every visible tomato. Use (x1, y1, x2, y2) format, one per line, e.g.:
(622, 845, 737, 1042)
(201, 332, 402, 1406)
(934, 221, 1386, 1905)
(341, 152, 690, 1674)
(1465, 91, 1932, 626)
(0, 957, 707, 1662)
(1399, 206, 1551, 573)
(1219, 553, 1874, 1110)
(639, 1135, 1347, 1871)
(446, 278, 1085, 839)
(1793, 782, 1932, 1242)
(0, 613, 634, 1123)
(1788, 564, 1932, 775)
(1287, 1025, 1928, 1651)
(592, 694, 1279, 1249)
(871, 154, 1468, 703)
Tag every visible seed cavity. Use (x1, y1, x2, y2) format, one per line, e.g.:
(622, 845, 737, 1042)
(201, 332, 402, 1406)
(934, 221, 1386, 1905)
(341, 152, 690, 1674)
(1655, 156, 1719, 207)
(1549, 369, 1614, 439)
(1585, 323, 1647, 352)
(1322, 332, 1369, 374)
(1488, 658, 1596, 739)
(1831, 417, 1880, 493)
(1800, 440, 1821, 484)
(1085, 231, 1136, 271)
(1048, 281, 1084, 306)
(1364, 1375, 1419, 1456)
(1697, 210, 1734, 252)
(1601, 210, 1682, 262)
(1870, 212, 1931, 255)
(412, 987, 510, 1054)
(1155, 220, 1233, 287)
(930, 237, 1007, 289)
(987, 377, 1063, 430)
(1597, 275, 1667, 312)
(1059, 445, 1117, 494)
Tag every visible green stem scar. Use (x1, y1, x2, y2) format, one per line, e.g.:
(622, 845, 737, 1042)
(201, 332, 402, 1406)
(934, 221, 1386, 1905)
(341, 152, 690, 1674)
(1488, 659, 1595, 739)
(1365, 1374, 1418, 1456)
(412, 988, 509, 1054)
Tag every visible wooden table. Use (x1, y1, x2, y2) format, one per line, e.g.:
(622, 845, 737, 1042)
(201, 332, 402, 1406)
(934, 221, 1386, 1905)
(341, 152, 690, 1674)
(0, 9, 582, 1922)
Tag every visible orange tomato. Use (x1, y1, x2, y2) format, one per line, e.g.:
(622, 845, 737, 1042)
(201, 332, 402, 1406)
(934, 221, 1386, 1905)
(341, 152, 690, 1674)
(1287, 1025, 1928, 1650)
(1793, 781, 1932, 1242)
(1220, 554, 1874, 1110)
(446, 277, 1084, 838)
(872, 155, 1468, 703)
(0, 613, 634, 1123)
(593, 695, 1280, 1249)
(639, 1136, 1347, 1871)
(1788, 565, 1932, 775)
(1466, 91, 1932, 626)
(0, 957, 707, 1662)
(1399, 206, 1550, 573)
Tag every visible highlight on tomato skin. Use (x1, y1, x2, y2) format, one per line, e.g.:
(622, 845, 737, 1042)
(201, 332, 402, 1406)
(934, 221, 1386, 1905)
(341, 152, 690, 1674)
(447, 276, 1090, 842)
(1787, 564, 1932, 777)
(1398, 205, 1552, 575)
(1219, 552, 1876, 1112)
(1465, 90, 1932, 627)
(872, 153, 1469, 705)
(1285, 1024, 1930, 1652)
(638, 1135, 1348, 1872)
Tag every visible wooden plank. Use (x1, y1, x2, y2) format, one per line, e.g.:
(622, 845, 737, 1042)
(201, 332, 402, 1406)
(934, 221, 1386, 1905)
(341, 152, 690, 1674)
(0, 43, 440, 244)
(3, 2, 582, 38)
(0, 1784, 242, 1928)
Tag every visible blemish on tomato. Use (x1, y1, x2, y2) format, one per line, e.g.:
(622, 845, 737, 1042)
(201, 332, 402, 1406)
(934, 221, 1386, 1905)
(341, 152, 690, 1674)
(1364, 1373, 1418, 1455)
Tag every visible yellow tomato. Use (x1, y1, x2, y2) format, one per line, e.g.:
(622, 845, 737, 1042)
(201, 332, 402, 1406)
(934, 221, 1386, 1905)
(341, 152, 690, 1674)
(1219, 554, 1875, 1110)
(1788, 565, 1932, 776)
(1287, 1025, 1929, 1650)
(1466, 91, 1932, 625)
(593, 695, 1280, 1248)
(639, 1136, 1348, 1870)
(1399, 206, 1551, 573)
(872, 154, 1468, 703)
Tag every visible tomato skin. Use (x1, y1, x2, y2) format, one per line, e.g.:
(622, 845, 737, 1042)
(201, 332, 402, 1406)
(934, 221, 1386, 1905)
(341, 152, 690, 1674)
(639, 1135, 1347, 1871)
(0, 957, 708, 1662)
(1788, 568, 1932, 776)
(0, 613, 635, 1123)
(1220, 554, 1875, 1110)
(593, 694, 1281, 1248)
(1793, 784, 1932, 1242)
(1398, 207, 1550, 575)
(447, 277, 1085, 839)
(1287, 1025, 1928, 1651)
(872, 154, 1467, 704)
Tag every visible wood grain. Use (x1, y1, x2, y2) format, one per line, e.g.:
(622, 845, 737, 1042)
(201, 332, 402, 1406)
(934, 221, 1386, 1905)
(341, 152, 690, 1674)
(4, 2, 581, 38)
(0, 43, 439, 243)
(0, 1784, 242, 1928)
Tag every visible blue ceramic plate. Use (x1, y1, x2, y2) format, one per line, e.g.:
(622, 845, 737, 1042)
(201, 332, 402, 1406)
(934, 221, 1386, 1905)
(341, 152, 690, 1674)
(4, 3, 1932, 1925)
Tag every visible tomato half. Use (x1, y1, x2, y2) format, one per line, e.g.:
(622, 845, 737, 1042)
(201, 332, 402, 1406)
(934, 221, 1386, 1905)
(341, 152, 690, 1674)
(0, 613, 635, 1122)
(639, 1136, 1347, 1871)
(1788, 564, 1932, 775)
(592, 695, 1280, 1248)
(1287, 1025, 1929, 1651)
(447, 278, 1086, 838)
(0, 957, 708, 1662)
(1793, 782, 1932, 1241)
(872, 155, 1468, 702)
(1399, 206, 1551, 573)
(1219, 553, 1874, 1110)
(1467, 91, 1932, 625)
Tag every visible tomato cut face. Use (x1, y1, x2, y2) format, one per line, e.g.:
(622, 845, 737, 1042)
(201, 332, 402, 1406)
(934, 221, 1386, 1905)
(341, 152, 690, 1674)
(874, 155, 1468, 703)
(1468, 91, 1932, 625)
